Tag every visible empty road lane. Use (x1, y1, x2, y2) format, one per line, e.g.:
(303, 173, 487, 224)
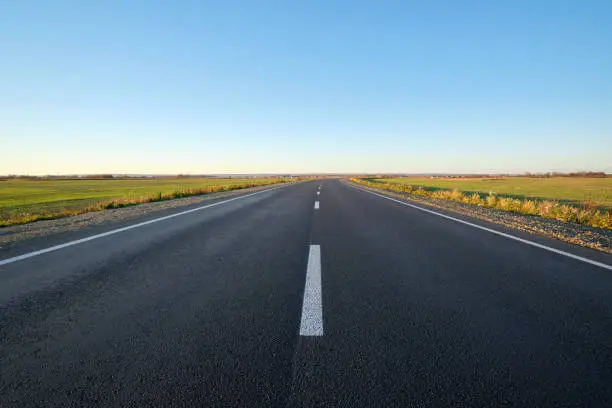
(2, 179, 612, 407)
(1, 182, 315, 406)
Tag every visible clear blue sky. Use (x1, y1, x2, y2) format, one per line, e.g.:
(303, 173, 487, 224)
(1, 0, 611, 175)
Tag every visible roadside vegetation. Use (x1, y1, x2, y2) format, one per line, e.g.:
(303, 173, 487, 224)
(351, 177, 612, 230)
(378, 176, 612, 208)
(0, 178, 291, 227)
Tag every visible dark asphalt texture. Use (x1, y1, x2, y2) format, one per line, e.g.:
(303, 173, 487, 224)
(1, 180, 612, 407)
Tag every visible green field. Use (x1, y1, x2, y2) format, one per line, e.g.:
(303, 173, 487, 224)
(375, 177, 612, 209)
(0, 178, 286, 226)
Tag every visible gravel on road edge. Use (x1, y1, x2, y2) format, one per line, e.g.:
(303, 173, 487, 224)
(0, 183, 290, 246)
(349, 181, 612, 254)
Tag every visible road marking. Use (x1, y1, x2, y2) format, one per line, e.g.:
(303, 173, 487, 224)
(299, 245, 323, 336)
(352, 185, 612, 271)
(317, 191, 320, 195)
(0, 184, 289, 267)
(314, 201, 320, 209)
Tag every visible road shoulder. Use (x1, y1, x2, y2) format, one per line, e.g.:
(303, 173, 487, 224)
(0, 183, 294, 251)
(345, 179, 612, 257)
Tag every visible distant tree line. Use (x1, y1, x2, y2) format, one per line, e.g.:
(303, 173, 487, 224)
(1, 174, 117, 180)
(520, 171, 607, 178)
(0, 174, 296, 181)
(359, 172, 609, 179)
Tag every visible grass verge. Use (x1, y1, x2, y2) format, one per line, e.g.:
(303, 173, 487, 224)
(377, 176, 612, 208)
(351, 178, 612, 230)
(0, 178, 291, 227)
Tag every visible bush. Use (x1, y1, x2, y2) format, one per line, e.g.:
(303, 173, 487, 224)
(485, 193, 497, 207)
(520, 200, 538, 215)
(468, 193, 484, 206)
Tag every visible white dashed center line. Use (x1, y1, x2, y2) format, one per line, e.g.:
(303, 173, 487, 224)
(314, 201, 320, 209)
(299, 245, 323, 336)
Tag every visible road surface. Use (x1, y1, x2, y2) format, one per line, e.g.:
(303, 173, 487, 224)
(1, 180, 612, 407)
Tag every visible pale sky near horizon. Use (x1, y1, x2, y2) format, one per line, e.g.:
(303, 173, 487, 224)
(1, 0, 611, 175)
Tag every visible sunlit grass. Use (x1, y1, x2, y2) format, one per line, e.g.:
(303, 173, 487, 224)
(0, 178, 290, 227)
(351, 178, 612, 230)
(378, 176, 612, 208)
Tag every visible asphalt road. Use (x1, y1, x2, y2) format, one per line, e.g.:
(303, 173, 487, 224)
(1, 179, 612, 407)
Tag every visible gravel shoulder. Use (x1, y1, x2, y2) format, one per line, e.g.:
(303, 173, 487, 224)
(350, 181, 612, 254)
(0, 184, 286, 246)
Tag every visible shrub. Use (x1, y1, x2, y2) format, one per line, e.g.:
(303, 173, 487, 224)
(537, 201, 556, 218)
(485, 193, 497, 207)
(449, 189, 464, 202)
(520, 200, 538, 215)
(468, 193, 484, 206)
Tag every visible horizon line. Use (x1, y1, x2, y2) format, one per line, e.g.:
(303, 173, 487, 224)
(2, 171, 610, 178)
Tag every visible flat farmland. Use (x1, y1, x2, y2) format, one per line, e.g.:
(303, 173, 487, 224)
(376, 177, 612, 209)
(0, 178, 286, 226)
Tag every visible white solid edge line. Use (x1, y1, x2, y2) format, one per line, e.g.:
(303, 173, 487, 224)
(0, 184, 289, 267)
(299, 245, 323, 336)
(314, 201, 320, 209)
(351, 185, 612, 271)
